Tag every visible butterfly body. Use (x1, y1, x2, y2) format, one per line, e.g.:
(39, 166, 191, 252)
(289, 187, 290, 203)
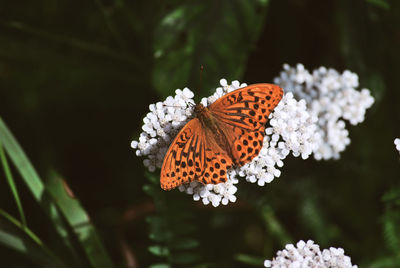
(194, 103, 237, 164)
(161, 84, 283, 190)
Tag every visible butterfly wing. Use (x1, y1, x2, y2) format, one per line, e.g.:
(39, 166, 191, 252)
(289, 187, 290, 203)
(201, 126, 234, 184)
(160, 118, 233, 190)
(209, 84, 283, 166)
(160, 84, 283, 190)
(160, 118, 204, 190)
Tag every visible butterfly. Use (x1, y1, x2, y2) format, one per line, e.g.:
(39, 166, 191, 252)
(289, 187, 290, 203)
(160, 84, 284, 190)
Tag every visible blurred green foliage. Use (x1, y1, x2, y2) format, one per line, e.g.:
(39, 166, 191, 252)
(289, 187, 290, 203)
(0, 0, 399, 267)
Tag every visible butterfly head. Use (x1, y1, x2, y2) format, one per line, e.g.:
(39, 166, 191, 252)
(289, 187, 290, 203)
(193, 103, 207, 115)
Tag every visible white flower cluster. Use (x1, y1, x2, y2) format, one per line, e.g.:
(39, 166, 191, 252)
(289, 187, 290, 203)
(131, 79, 320, 207)
(130, 87, 196, 172)
(178, 173, 239, 207)
(395, 138, 400, 155)
(264, 240, 357, 268)
(234, 92, 319, 187)
(274, 64, 374, 160)
(133, 63, 375, 206)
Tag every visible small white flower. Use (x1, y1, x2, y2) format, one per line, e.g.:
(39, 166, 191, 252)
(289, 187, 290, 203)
(395, 138, 400, 155)
(264, 240, 357, 268)
(274, 64, 374, 160)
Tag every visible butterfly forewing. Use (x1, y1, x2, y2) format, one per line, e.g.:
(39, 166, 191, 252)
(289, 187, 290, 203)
(209, 84, 283, 165)
(160, 119, 206, 190)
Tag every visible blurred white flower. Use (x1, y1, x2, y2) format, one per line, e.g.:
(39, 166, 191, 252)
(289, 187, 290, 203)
(274, 63, 374, 160)
(264, 240, 357, 268)
(132, 79, 319, 206)
(395, 138, 400, 155)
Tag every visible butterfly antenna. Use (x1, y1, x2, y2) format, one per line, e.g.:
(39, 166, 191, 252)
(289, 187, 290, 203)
(199, 65, 204, 93)
(164, 104, 186, 109)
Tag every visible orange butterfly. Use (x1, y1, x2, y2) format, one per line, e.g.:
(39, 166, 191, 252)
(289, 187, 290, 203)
(160, 84, 284, 190)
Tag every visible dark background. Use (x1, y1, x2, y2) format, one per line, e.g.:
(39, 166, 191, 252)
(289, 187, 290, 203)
(1, 0, 400, 267)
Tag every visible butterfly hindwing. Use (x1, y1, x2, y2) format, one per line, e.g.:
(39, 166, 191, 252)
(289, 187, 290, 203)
(231, 127, 266, 165)
(200, 127, 234, 184)
(161, 118, 234, 189)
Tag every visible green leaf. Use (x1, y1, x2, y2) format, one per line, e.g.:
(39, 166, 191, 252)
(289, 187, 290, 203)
(168, 223, 197, 236)
(382, 209, 400, 254)
(4, 20, 139, 66)
(152, 0, 269, 98)
(235, 253, 264, 266)
(0, 117, 45, 201)
(149, 264, 171, 268)
(149, 231, 173, 243)
(366, 0, 390, 10)
(0, 142, 26, 227)
(149, 245, 170, 257)
(0, 117, 113, 267)
(0, 116, 80, 265)
(170, 252, 200, 264)
(143, 184, 162, 197)
(45, 172, 114, 268)
(369, 256, 400, 268)
(0, 209, 66, 267)
(146, 215, 164, 224)
(260, 205, 291, 245)
(169, 238, 199, 250)
(299, 197, 339, 245)
(146, 171, 160, 184)
(382, 188, 400, 204)
(144, 163, 199, 265)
